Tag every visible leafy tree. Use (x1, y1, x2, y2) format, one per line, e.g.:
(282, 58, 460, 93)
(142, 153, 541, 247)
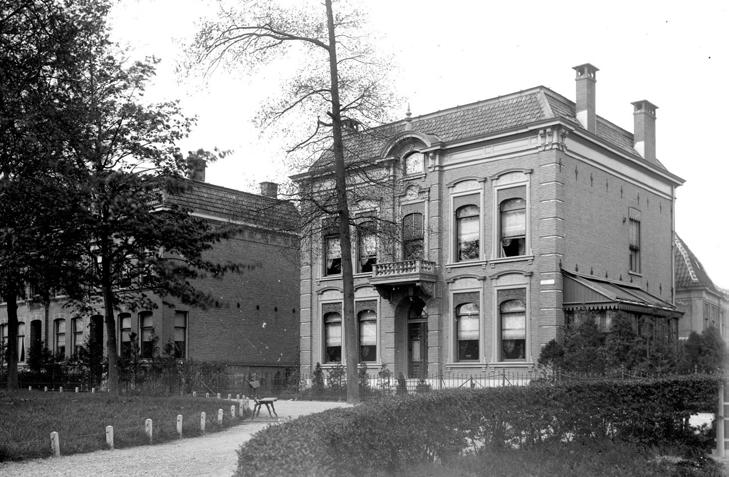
(562, 319, 606, 374)
(188, 0, 398, 402)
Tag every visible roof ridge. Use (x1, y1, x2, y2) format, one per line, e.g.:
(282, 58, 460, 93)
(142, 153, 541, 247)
(674, 235, 699, 282)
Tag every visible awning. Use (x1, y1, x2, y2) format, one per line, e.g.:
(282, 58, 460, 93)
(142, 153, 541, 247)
(562, 271, 682, 318)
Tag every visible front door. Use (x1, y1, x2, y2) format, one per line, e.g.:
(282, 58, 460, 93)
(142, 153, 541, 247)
(407, 298, 428, 378)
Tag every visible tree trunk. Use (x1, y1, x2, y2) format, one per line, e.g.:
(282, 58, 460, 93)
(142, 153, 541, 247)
(4, 278, 19, 390)
(325, 0, 359, 403)
(100, 238, 119, 395)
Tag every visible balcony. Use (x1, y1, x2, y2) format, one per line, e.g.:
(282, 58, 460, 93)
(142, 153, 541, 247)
(370, 260, 437, 298)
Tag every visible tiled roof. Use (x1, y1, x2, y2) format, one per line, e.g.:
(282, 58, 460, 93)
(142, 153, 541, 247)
(165, 180, 299, 232)
(310, 86, 667, 172)
(674, 234, 719, 293)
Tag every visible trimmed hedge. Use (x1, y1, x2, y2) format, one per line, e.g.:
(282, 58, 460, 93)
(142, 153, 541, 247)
(235, 376, 719, 477)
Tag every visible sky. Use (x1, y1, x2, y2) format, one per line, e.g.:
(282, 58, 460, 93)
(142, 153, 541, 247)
(110, 0, 729, 289)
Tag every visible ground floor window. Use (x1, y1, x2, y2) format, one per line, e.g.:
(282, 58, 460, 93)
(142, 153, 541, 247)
(139, 311, 154, 359)
(500, 297, 526, 361)
(358, 309, 377, 362)
(119, 313, 132, 357)
(72, 317, 85, 357)
(53, 319, 64, 359)
(174, 311, 187, 359)
(456, 303, 479, 361)
(324, 311, 342, 363)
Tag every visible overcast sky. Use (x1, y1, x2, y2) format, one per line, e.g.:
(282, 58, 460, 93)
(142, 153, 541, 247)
(110, 0, 729, 289)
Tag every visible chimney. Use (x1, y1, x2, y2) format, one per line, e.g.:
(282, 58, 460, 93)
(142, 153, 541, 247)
(631, 100, 658, 161)
(259, 181, 278, 199)
(573, 63, 599, 133)
(187, 157, 206, 182)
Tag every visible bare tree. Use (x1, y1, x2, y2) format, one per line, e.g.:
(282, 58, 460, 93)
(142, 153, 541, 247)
(188, 0, 400, 401)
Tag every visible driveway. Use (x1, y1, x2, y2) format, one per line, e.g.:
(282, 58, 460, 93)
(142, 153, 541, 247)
(0, 400, 350, 477)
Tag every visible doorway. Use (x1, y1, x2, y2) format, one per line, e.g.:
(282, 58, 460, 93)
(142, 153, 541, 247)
(407, 298, 428, 378)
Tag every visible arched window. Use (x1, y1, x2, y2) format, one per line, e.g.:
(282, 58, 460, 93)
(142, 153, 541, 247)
(500, 299, 526, 360)
(404, 152, 425, 175)
(324, 312, 342, 363)
(499, 198, 526, 257)
(358, 310, 377, 362)
(53, 319, 64, 359)
(357, 221, 377, 273)
(456, 205, 479, 261)
(456, 303, 479, 361)
(119, 313, 132, 357)
(402, 213, 424, 260)
(139, 311, 155, 359)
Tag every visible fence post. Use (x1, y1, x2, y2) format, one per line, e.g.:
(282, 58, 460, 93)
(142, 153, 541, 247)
(145, 418, 153, 444)
(227, 393, 231, 399)
(205, 393, 209, 399)
(176, 414, 183, 439)
(28, 386, 32, 391)
(230, 405, 236, 418)
(59, 386, 63, 393)
(44, 386, 48, 392)
(192, 391, 197, 398)
(200, 412, 206, 434)
(50, 431, 60, 457)
(91, 387, 95, 393)
(217, 393, 221, 399)
(106, 426, 114, 449)
(218, 409, 223, 426)
(75, 387, 79, 393)
(236, 393, 240, 399)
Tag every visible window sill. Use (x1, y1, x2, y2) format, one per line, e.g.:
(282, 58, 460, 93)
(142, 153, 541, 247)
(488, 255, 534, 266)
(403, 172, 426, 181)
(353, 272, 374, 278)
(319, 275, 342, 282)
(446, 260, 487, 269)
(628, 271, 642, 278)
(488, 361, 535, 368)
(445, 362, 486, 368)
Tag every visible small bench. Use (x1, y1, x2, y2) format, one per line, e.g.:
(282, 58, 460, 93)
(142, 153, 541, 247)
(252, 397, 278, 418)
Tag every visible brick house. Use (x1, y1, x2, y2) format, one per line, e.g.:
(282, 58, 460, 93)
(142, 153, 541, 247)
(296, 64, 684, 381)
(674, 234, 729, 339)
(0, 172, 300, 375)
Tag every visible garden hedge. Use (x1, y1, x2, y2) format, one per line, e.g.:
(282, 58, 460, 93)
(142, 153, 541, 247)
(235, 375, 719, 477)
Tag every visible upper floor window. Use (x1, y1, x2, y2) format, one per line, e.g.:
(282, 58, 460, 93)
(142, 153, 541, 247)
(119, 313, 132, 358)
(139, 311, 155, 359)
(403, 152, 425, 176)
(324, 235, 341, 276)
(324, 312, 342, 363)
(357, 221, 377, 273)
(456, 205, 480, 261)
(358, 309, 377, 362)
(629, 218, 641, 273)
(499, 198, 526, 257)
(402, 213, 424, 261)
(72, 317, 84, 357)
(53, 319, 64, 359)
(456, 303, 479, 361)
(500, 299, 526, 361)
(174, 311, 187, 359)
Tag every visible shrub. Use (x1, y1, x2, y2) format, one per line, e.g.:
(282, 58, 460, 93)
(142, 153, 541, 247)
(311, 362, 325, 396)
(234, 375, 719, 476)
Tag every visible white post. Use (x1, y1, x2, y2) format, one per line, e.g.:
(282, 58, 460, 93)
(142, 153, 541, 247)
(236, 394, 240, 400)
(28, 386, 32, 391)
(227, 393, 231, 400)
(192, 391, 197, 398)
(91, 387, 95, 393)
(200, 412, 206, 434)
(176, 414, 183, 439)
(230, 405, 236, 418)
(50, 431, 60, 457)
(75, 387, 79, 393)
(216, 393, 221, 399)
(217, 409, 223, 426)
(205, 392, 209, 399)
(59, 386, 63, 393)
(145, 418, 153, 444)
(105, 426, 114, 450)
(44, 386, 48, 392)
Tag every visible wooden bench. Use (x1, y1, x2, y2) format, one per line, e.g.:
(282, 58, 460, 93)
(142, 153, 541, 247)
(252, 397, 278, 418)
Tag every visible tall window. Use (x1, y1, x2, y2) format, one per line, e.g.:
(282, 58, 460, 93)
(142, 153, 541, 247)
(174, 311, 187, 359)
(358, 309, 377, 362)
(324, 312, 342, 363)
(357, 221, 377, 273)
(629, 218, 641, 273)
(500, 299, 526, 361)
(0, 324, 6, 351)
(324, 235, 341, 276)
(456, 303, 479, 361)
(139, 311, 155, 359)
(404, 152, 425, 175)
(456, 205, 479, 261)
(120, 313, 132, 357)
(16, 321, 25, 362)
(402, 213, 424, 260)
(499, 198, 526, 257)
(54, 319, 64, 359)
(72, 317, 85, 357)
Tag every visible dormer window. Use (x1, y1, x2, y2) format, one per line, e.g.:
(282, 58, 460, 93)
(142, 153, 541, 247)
(403, 152, 425, 176)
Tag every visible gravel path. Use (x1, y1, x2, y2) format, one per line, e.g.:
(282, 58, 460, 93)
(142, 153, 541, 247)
(0, 400, 350, 477)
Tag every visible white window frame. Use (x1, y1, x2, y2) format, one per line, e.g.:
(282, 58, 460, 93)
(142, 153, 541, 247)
(491, 171, 532, 260)
(448, 179, 485, 265)
(447, 277, 485, 365)
(491, 272, 532, 365)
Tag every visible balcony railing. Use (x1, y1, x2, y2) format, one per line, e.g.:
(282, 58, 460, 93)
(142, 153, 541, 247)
(372, 260, 436, 278)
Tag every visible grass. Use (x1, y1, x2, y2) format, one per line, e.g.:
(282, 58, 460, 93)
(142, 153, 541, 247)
(409, 441, 723, 477)
(0, 389, 252, 461)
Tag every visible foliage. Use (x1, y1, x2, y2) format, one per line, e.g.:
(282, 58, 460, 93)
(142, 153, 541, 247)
(311, 362, 325, 396)
(234, 375, 719, 476)
(678, 327, 727, 373)
(327, 363, 346, 392)
(0, 389, 250, 461)
(396, 372, 408, 396)
(357, 362, 369, 393)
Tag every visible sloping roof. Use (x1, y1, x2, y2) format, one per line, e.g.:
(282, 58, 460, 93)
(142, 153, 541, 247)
(165, 180, 299, 233)
(308, 86, 669, 174)
(562, 270, 680, 317)
(674, 234, 720, 293)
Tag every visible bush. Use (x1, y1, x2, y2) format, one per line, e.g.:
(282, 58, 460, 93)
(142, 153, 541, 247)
(235, 375, 719, 476)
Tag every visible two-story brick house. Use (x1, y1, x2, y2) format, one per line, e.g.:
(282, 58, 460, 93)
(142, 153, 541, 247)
(296, 64, 684, 381)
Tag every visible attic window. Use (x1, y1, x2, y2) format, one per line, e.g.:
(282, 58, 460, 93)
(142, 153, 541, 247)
(404, 152, 424, 176)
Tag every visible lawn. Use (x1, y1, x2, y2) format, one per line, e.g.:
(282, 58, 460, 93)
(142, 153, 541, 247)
(0, 389, 250, 461)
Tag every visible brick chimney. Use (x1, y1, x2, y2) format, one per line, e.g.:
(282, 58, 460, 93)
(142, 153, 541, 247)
(631, 100, 658, 161)
(187, 157, 206, 182)
(573, 63, 599, 133)
(259, 181, 278, 199)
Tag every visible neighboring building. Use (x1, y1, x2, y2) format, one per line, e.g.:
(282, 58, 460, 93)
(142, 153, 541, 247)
(674, 234, 729, 339)
(0, 172, 300, 373)
(295, 64, 684, 382)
